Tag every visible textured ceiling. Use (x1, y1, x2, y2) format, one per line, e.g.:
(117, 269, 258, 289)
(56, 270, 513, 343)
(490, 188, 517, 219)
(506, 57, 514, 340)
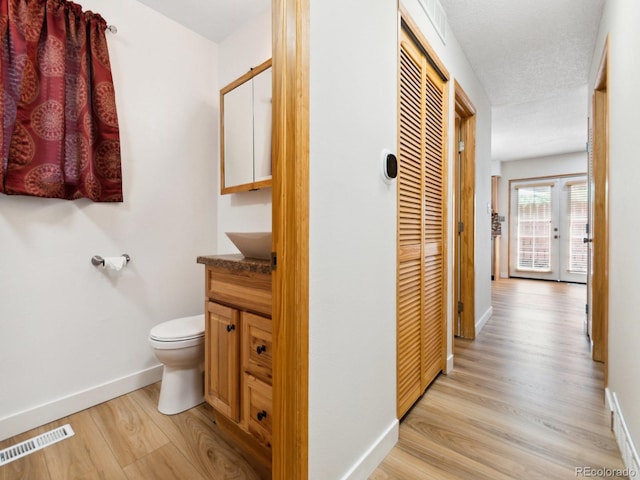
(440, 0, 605, 161)
(134, 0, 604, 163)
(135, 0, 270, 43)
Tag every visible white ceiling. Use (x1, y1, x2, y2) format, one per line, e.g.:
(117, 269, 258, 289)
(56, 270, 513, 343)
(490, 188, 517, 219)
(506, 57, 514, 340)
(134, 0, 604, 163)
(440, 0, 605, 161)
(135, 0, 270, 43)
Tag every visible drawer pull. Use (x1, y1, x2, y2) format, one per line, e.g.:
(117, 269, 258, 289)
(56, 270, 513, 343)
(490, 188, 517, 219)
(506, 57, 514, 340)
(257, 410, 267, 421)
(226, 324, 236, 332)
(256, 345, 267, 354)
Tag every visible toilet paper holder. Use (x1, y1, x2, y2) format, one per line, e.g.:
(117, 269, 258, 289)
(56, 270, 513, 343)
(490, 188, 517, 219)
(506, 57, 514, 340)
(91, 254, 131, 267)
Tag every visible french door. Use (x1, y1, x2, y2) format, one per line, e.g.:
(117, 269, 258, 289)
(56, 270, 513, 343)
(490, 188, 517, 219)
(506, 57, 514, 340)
(509, 176, 587, 283)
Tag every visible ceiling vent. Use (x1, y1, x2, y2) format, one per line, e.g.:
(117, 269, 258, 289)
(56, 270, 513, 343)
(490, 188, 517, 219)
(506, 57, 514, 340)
(419, 0, 447, 44)
(0, 424, 75, 466)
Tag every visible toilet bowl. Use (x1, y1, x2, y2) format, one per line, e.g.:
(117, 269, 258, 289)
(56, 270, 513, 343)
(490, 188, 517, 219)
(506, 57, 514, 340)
(149, 313, 205, 415)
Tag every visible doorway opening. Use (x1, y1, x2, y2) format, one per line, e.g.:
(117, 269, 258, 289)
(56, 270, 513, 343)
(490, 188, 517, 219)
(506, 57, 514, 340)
(508, 175, 588, 284)
(453, 81, 476, 339)
(588, 37, 609, 373)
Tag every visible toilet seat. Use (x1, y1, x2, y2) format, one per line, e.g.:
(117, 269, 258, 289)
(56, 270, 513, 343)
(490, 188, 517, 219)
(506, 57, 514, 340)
(150, 313, 205, 343)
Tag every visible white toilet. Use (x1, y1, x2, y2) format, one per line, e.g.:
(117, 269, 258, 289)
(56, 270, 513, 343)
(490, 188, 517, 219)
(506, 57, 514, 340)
(148, 313, 205, 415)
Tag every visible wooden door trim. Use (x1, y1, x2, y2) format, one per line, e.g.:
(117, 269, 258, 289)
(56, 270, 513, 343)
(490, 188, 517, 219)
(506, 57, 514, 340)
(591, 37, 609, 378)
(454, 80, 476, 339)
(272, 0, 309, 478)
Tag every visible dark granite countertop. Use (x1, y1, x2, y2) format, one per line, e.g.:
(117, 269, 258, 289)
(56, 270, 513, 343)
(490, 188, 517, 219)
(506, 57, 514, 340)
(197, 254, 271, 274)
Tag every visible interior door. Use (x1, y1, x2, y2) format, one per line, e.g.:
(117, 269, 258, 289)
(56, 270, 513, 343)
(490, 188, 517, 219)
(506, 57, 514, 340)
(586, 121, 594, 338)
(509, 176, 587, 283)
(397, 25, 447, 419)
(454, 114, 462, 337)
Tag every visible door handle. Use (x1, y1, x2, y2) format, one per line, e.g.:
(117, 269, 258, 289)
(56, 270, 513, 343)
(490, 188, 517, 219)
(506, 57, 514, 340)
(583, 238, 593, 243)
(554, 235, 558, 239)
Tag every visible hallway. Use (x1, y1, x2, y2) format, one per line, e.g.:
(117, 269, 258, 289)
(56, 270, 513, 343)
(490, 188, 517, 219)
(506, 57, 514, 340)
(372, 279, 625, 479)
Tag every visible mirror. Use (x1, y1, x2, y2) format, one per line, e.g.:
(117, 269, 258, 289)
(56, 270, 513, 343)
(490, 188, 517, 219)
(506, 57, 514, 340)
(220, 59, 272, 194)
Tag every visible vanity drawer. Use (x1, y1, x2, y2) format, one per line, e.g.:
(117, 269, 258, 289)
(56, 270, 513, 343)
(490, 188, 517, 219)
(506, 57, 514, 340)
(206, 266, 271, 317)
(243, 373, 272, 449)
(242, 312, 272, 383)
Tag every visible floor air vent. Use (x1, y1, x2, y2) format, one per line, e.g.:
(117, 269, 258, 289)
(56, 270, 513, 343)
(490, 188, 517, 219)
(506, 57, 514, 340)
(0, 424, 75, 466)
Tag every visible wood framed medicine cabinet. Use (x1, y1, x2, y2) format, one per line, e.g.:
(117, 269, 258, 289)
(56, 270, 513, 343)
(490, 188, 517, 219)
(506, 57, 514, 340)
(220, 58, 273, 194)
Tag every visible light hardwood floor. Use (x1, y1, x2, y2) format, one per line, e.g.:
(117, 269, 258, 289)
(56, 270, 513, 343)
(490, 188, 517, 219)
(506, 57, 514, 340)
(372, 278, 625, 479)
(0, 382, 269, 480)
(1, 279, 626, 479)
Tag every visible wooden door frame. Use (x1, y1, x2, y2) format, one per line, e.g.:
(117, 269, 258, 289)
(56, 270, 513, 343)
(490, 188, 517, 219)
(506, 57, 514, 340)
(453, 81, 476, 339)
(591, 37, 609, 379)
(272, 0, 309, 478)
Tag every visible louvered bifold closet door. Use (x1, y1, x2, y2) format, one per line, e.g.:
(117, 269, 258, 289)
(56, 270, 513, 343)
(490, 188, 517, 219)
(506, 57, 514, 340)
(397, 28, 447, 419)
(397, 32, 426, 418)
(422, 54, 446, 389)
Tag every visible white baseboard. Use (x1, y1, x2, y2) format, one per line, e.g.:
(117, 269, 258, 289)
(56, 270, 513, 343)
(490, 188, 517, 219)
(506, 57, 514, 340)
(0, 365, 163, 442)
(605, 387, 614, 413)
(446, 353, 454, 373)
(341, 419, 399, 480)
(476, 306, 493, 334)
(607, 388, 640, 476)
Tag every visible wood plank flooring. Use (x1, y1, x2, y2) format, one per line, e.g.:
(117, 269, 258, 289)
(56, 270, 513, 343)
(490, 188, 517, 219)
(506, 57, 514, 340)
(372, 278, 625, 479)
(0, 382, 269, 480)
(1, 279, 625, 479)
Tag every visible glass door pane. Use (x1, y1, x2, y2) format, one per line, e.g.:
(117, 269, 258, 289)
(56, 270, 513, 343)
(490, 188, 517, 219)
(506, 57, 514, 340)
(559, 179, 588, 283)
(516, 185, 552, 272)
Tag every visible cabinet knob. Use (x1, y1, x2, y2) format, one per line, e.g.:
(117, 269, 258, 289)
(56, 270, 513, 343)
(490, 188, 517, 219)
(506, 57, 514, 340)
(257, 410, 267, 421)
(226, 324, 236, 332)
(256, 345, 266, 354)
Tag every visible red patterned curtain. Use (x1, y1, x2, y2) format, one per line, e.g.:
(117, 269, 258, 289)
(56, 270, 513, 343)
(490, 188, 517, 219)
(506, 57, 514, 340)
(0, 0, 122, 201)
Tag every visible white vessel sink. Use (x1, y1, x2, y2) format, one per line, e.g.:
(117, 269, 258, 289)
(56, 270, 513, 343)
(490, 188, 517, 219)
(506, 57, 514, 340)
(225, 232, 272, 260)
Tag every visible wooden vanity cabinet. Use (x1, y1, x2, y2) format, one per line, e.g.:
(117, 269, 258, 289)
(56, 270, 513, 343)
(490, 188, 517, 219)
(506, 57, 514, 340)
(199, 256, 272, 467)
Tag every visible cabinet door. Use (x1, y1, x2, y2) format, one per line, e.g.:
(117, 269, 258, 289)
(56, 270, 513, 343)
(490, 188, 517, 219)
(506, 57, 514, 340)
(220, 59, 272, 194)
(205, 302, 240, 421)
(252, 66, 272, 182)
(222, 80, 254, 189)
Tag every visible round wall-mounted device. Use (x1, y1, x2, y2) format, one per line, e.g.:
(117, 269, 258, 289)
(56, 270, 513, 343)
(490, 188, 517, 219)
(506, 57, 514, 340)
(381, 149, 398, 184)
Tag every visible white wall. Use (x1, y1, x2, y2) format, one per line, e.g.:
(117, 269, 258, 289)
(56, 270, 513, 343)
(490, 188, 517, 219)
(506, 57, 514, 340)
(308, 0, 492, 477)
(589, 0, 640, 463)
(0, 0, 218, 440)
(308, 2, 398, 477)
(216, 10, 272, 255)
(496, 152, 587, 278)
